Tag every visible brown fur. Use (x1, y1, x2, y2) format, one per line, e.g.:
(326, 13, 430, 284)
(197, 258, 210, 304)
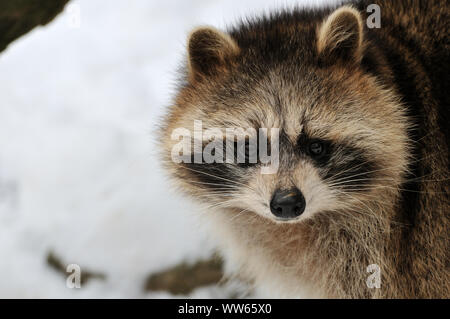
(160, 0, 449, 298)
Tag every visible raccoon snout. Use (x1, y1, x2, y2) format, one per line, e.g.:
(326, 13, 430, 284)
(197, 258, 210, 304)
(270, 188, 306, 220)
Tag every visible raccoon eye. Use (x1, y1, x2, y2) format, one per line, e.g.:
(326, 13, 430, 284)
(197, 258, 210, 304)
(307, 140, 328, 160)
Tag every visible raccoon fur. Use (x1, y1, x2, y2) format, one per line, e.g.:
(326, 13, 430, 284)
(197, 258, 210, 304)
(160, 0, 449, 298)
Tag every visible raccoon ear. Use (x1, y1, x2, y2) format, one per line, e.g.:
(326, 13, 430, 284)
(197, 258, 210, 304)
(187, 27, 239, 81)
(317, 6, 364, 64)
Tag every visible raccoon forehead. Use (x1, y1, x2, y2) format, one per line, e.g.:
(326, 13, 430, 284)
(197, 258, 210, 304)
(174, 64, 401, 145)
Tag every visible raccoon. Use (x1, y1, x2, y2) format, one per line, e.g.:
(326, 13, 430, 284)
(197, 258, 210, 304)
(160, 0, 449, 298)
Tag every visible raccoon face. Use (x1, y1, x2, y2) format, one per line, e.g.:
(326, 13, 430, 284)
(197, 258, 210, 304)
(163, 7, 410, 223)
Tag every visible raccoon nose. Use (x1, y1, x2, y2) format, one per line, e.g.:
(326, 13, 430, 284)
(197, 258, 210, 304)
(270, 188, 306, 219)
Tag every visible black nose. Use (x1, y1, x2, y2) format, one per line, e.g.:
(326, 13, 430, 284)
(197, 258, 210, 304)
(270, 188, 306, 219)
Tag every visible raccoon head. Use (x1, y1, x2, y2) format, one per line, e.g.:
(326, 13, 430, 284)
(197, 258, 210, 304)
(162, 6, 410, 223)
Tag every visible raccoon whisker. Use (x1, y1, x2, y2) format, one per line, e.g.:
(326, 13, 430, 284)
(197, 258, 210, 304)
(229, 208, 250, 222)
(327, 178, 389, 189)
(196, 193, 239, 199)
(201, 201, 239, 211)
(330, 188, 389, 200)
(188, 180, 244, 189)
(327, 166, 400, 186)
(333, 210, 389, 235)
(199, 193, 236, 203)
(191, 184, 241, 190)
(325, 152, 445, 186)
(410, 127, 442, 144)
(193, 187, 240, 193)
(345, 202, 409, 227)
(330, 173, 448, 191)
(195, 191, 239, 197)
(332, 189, 382, 220)
(202, 203, 234, 210)
(205, 204, 235, 211)
(402, 153, 450, 177)
(406, 151, 444, 164)
(340, 184, 449, 194)
(341, 205, 382, 222)
(335, 182, 443, 193)
(338, 206, 381, 220)
(328, 207, 376, 224)
(330, 184, 381, 192)
(190, 184, 244, 193)
(197, 194, 237, 199)
(323, 158, 377, 182)
(195, 203, 238, 219)
(198, 190, 239, 194)
(334, 185, 395, 192)
(182, 166, 256, 192)
(349, 197, 399, 209)
(403, 176, 450, 183)
(327, 177, 398, 187)
(324, 165, 396, 186)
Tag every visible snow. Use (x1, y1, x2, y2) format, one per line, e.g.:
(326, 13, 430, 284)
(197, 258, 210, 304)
(0, 0, 336, 298)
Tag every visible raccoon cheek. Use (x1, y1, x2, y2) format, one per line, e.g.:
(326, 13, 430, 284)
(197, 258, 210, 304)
(317, 5, 364, 64)
(187, 27, 240, 82)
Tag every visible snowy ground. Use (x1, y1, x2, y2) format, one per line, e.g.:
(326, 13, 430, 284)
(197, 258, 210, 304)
(0, 0, 336, 298)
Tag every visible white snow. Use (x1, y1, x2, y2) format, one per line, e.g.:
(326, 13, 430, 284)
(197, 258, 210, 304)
(0, 0, 336, 298)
